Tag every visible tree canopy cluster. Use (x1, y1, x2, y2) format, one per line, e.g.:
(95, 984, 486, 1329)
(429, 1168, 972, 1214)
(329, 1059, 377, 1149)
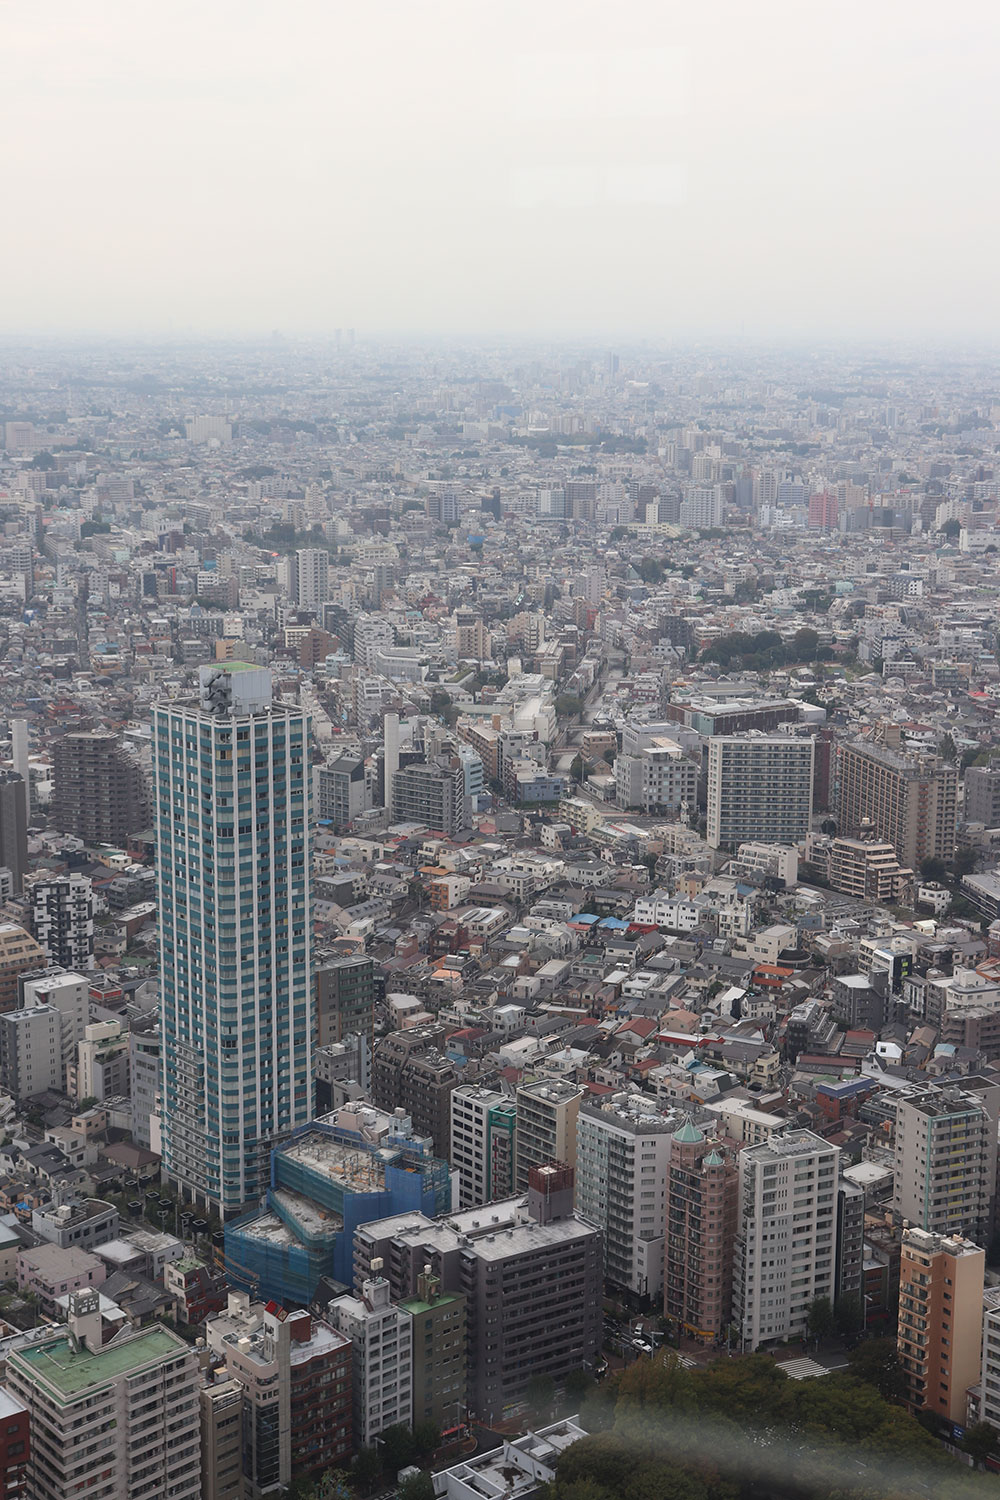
(701, 627, 834, 672)
(552, 1350, 995, 1500)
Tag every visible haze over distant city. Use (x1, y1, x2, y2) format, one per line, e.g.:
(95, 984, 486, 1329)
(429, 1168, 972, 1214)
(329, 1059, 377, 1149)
(4, 0, 998, 341)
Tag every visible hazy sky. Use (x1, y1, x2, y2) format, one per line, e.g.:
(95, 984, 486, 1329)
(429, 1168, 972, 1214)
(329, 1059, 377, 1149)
(3, 1, 998, 341)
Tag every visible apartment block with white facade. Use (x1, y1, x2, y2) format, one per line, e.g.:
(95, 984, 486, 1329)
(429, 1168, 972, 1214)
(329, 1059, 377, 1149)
(329, 1272, 412, 1447)
(575, 1095, 674, 1297)
(733, 1129, 840, 1350)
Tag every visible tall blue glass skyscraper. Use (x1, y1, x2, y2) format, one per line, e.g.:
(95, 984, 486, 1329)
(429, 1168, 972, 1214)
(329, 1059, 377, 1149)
(154, 663, 312, 1218)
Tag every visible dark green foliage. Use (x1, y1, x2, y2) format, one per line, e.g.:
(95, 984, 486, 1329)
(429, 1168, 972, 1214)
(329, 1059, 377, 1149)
(398, 1472, 435, 1500)
(557, 1350, 991, 1500)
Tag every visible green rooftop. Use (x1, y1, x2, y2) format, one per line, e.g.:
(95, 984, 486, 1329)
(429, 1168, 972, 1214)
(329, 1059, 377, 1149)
(11, 1326, 187, 1402)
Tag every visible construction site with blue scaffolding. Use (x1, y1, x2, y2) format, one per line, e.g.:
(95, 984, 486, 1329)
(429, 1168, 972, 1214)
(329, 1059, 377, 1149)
(224, 1111, 453, 1307)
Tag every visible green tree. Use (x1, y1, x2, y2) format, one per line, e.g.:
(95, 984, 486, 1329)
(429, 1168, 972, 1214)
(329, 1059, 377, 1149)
(570, 754, 586, 781)
(962, 1421, 998, 1468)
(806, 1295, 835, 1340)
(378, 1422, 416, 1474)
(525, 1372, 557, 1423)
(792, 627, 820, 659)
(833, 1293, 865, 1336)
(555, 695, 584, 719)
(940, 517, 962, 538)
(939, 733, 958, 763)
(920, 856, 948, 884)
(638, 557, 663, 586)
(846, 1338, 907, 1401)
(952, 847, 978, 878)
(411, 1420, 441, 1457)
(563, 1368, 597, 1407)
(398, 1472, 435, 1500)
(351, 1447, 383, 1495)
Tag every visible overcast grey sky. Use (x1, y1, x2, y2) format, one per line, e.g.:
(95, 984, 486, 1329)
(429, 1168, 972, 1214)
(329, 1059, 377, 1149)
(3, 0, 997, 341)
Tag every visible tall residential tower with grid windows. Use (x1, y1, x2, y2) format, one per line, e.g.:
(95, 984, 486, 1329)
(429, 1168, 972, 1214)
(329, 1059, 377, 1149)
(154, 663, 312, 1218)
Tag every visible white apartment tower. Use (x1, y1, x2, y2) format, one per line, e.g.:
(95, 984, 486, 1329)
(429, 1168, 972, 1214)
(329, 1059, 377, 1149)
(296, 547, 330, 609)
(575, 1096, 673, 1296)
(733, 1129, 840, 1350)
(329, 1271, 413, 1447)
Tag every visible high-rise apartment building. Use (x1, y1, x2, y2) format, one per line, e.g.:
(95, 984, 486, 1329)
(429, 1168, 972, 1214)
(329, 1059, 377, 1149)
(392, 753, 467, 835)
(154, 663, 312, 1218)
(316, 755, 371, 829)
(316, 954, 377, 1053)
(897, 1227, 984, 1425)
(372, 1025, 457, 1157)
(0, 1390, 28, 1498)
(664, 1121, 738, 1344)
(222, 1307, 352, 1494)
(28, 874, 94, 971)
(52, 730, 149, 847)
(836, 739, 958, 869)
(827, 827, 910, 902)
(355, 1165, 602, 1425)
(399, 1268, 467, 1431)
(575, 1096, 673, 1297)
(18, 967, 88, 1092)
(6, 1292, 201, 1500)
(0, 771, 27, 892)
(965, 758, 1000, 827)
(614, 738, 698, 815)
(706, 735, 814, 850)
(295, 547, 330, 609)
(514, 1078, 583, 1192)
(450, 1085, 516, 1209)
(329, 1273, 412, 1448)
(892, 1083, 996, 1245)
(733, 1129, 840, 1350)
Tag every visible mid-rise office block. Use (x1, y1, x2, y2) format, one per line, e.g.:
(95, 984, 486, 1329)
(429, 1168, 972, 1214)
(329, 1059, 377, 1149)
(199, 1374, 245, 1500)
(329, 1273, 412, 1448)
(897, 1228, 984, 1425)
(892, 1083, 996, 1245)
(0, 771, 27, 892)
(706, 735, 814, 850)
(399, 1268, 467, 1431)
(6, 1292, 200, 1500)
(154, 664, 313, 1218)
(451, 1085, 517, 1209)
(664, 1121, 738, 1343)
(575, 1096, 673, 1297)
(733, 1130, 840, 1350)
(52, 730, 149, 847)
(836, 739, 957, 869)
(28, 874, 95, 971)
(514, 1078, 583, 1191)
